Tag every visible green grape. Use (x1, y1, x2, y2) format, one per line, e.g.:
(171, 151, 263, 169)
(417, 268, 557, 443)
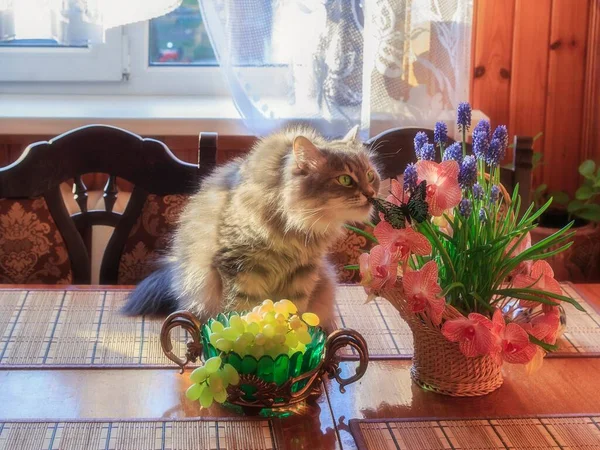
(229, 315, 245, 333)
(263, 340, 275, 351)
(246, 322, 260, 335)
(210, 321, 224, 333)
(222, 327, 238, 341)
(199, 386, 214, 408)
(289, 316, 307, 332)
(273, 333, 286, 345)
(215, 338, 233, 352)
(285, 332, 299, 348)
(190, 366, 208, 384)
(262, 311, 276, 324)
(274, 312, 288, 323)
(254, 333, 266, 346)
(274, 324, 288, 336)
(233, 337, 248, 355)
(296, 329, 312, 345)
(213, 389, 228, 403)
(250, 345, 265, 359)
(208, 372, 224, 393)
(241, 332, 255, 343)
(262, 324, 275, 338)
(209, 332, 222, 347)
(222, 363, 240, 385)
(185, 383, 204, 401)
(302, 312, 320, 327)
(295, 342, 306, 353)
(204, 356, 222, 374)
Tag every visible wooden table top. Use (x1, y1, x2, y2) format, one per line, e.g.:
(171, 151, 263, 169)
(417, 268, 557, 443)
(1, 284, 600, 450)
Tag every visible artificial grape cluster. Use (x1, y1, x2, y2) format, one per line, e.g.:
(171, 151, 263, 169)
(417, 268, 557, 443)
(185, 355, 240, 407)
(208, 299, 320, 359)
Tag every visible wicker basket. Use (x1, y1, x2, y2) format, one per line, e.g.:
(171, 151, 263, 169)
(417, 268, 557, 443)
(382, 288, 503, 397)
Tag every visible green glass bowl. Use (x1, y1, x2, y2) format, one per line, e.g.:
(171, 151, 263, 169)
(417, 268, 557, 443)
(201, 312, 327, 400)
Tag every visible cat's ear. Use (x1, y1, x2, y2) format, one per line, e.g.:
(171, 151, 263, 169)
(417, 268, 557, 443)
(293, 136, 325, 171)
(342, 125, 360, 142)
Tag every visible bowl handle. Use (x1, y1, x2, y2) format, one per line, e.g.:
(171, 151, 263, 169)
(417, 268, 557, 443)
(160, 310, 203, 373)
(323, 328, 369, 393)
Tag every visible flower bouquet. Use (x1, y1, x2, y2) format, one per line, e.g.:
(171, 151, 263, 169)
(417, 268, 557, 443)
(354, 102, 583, 396)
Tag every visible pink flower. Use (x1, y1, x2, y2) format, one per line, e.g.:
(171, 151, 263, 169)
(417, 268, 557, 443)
(359, 245, 398, 296)
(442, 312, 497, 357)
(374, 220, 432, 261)
(402, 261, 445, 325)
(415, 160, 462, 216)
(521, 309, 561, 345)
(386, 178, 403, 206)
(492, 310, 537, 365)
(513, 261, 562, 308)
(506, 232, 532, 275)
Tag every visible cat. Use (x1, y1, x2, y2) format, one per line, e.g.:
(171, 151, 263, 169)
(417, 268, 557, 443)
(122, 126, 380, 329)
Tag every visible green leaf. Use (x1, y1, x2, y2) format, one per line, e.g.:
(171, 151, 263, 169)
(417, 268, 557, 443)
(344, 224, 378, 243)
(552, 191, 570, 205)
(574, 204, 600, 223)
(532, 131, 543, 142)
(344, 264, 359, 271)
(534, 184, 548, 194)
(576, 186, 594, 200)
(494, 287, 585, 312)
(579, 160, 596, 178)
(529, 334, 559, 352)
(568, 199, 584, 213)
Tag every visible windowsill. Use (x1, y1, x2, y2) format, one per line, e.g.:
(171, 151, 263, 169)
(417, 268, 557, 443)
(0, 94, 251, 136)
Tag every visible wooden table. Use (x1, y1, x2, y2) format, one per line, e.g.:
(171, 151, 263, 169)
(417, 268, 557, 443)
(1, 284, 600, 449)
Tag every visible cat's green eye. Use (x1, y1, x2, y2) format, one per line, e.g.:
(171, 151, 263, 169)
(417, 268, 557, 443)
(338, 174, 354, 187)
(367, 170, 375, 183)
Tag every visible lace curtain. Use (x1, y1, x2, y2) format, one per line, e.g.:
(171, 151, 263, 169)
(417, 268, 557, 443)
(199, 0, 473, 137)
(0, 0, 182, 45)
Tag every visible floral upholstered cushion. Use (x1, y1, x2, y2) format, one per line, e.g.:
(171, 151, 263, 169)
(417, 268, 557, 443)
(0, 198, 73, 284)
(117, 194, 189, 285)
(330, 223, 375, 284)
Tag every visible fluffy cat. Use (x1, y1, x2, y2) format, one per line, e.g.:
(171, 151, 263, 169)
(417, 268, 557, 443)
(123, 126, 380, 328)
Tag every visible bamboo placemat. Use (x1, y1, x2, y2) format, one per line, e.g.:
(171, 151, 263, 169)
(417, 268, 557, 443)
(0, 283, 598, 368)
(335, 283, 600, 358)
(349, 416, 600, 450)
(0, 418, 281, 450)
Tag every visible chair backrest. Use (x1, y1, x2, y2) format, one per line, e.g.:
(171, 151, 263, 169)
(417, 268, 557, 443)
(0, 125, 217, 285)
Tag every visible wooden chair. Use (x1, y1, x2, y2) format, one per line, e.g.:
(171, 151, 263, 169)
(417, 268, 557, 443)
(330, 127, 534, 283)
(0, 125, 217, 285)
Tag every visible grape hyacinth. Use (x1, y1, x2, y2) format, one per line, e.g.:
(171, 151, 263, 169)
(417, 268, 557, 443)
(479, 208, 487, 223)
(442, 142, 463, 163)
(458, 155, 477, 189)
(492, 125, 509, 150)
(473, 183, 484, 200)
(419, 143, 436, 161)
(457, 102, 472, 132)
(434, 121, 448, 146)
(472, 130, 489, 161)
(474, 119, 491, 138)
(458, 198, 473, 217)
(490, 185, 501, 203)
(486, 138, 504, 166)
(414, 131, 428, 157)
(403, 163, 418, 193)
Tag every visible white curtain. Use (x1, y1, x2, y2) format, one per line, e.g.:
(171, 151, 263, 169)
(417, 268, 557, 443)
(199, 0, 473, 138)
(0, 0, 181, 45)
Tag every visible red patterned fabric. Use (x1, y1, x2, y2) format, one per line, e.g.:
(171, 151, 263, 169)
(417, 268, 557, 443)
(330, 224, 375, 283)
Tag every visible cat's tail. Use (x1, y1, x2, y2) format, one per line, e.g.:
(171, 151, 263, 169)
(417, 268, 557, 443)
(121, 265, 179, 316)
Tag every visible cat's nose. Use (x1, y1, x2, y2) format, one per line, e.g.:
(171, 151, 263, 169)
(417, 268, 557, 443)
(364, 188, 376, 198)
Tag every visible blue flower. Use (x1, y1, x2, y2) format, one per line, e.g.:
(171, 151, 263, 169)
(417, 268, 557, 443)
(419, 143, 435, 161)
(472, 130, 489, 161)
(492, 125, 509, 150)
(490, 185, 500, 203)
(442, 142, 463, 164)
(474, 120, 491, 138)
(403, 163, 418, 193)
(414, 131, 428, 157)
(458, 155, 477, 189)
(473, 183, 484, 200)
(486, 138, 504, 166)
(459, 198, 473, 217)
(434, 121, 448, 146)
(457, 102, 472, 132)
(479, 208, 487, 223)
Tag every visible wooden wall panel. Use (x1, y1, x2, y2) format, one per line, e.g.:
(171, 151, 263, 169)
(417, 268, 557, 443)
(543, 0, 590, 194)
(471, 0, 515, 129)
(582, 0, 600, 163)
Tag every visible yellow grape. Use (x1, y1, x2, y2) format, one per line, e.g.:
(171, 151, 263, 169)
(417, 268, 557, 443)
(273, 302, 289, 316)
(244, 312, 261, 323)
(250, 345, 265, 359)
(210, 321, 224, 333)
(190, 366, 208, 384)
(263, 340, 275, 351)
(259, 304, 274, 314)
(222, 363, 240, 385)
(199, 387, 214, 408)
(254, 333, 266, 346)
(204, 356, 222, 374)
(185, 383, 204, 401)
(274, 324, 288, 336)
(222, 327, 238, 341)
(280, 299, 298, 314)
(296, 329, 312, 345)
(213, 389, 228, 403)
(273, 334, 286, 345)
(285, 332, 298, 348)
(215, 339, 233, 352)
(229, 315, 245, 333)
(302, 312, 320, 327)
(262, 324, 275, 338)
(208, 372, 224, 393)
(262, 311, 276, 324)
(262, 299, 274, 307)
(289, 316, 308, 332)
(295, 342, 306, 353)
(209, 332, 222, 347)
(274, 312, 288, 323)
(246, 322, 260, 335)
(241, 332, 255, 343)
